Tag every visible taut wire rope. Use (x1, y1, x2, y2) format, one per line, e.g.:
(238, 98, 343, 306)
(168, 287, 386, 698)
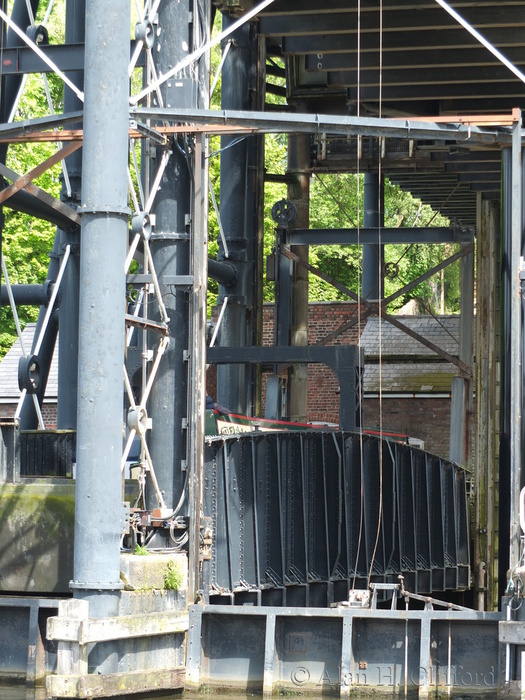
(367, 0, 384, 588)
(352, 0, 365, 591)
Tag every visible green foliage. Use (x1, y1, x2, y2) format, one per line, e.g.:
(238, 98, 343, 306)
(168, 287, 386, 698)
(164, 559, 184, 590)
(133, 543, 149, 556)
(0, 2, 461, 363)
(307, 173, 459, 313)
(2, 73, 63, 356)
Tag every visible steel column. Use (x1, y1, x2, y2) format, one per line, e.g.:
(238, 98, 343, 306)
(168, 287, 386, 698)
(18, 237, 60, 429)
(216, 16, 258, 415)
(287, 130, 309, 423)
(509, 116, 523, 574)
(500, 147, 513, 599)
(362, 172, 384, 302)
(188, 133, 209, 603)
(57, 0, 84, 430)
(71, 0, 129, 629)
(146, 0, 197, 512)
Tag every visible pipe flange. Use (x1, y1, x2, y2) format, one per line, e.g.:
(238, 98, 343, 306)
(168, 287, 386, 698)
(131, 212, 152, 240)
(127, 406, 148, 435)
(135, 20, 155, 49)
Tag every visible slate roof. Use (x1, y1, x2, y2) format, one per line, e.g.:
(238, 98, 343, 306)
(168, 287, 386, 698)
(0, 324, 58, 401)
(360, 316, 461, 394)
(360, 316, 459, 359)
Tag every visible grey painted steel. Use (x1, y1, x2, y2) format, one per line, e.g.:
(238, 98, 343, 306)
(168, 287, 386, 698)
(0, 596, 61, 683)
(0, 282, 51, 306)
(71, 0, 129, 623)
(188, 134, 209, 603)
(288, 226, 473, 245)
(146, 0, 195, 512)
(500, 148, 512, 596)
(510, 118, 523, 571)
(287, 132, 310, 423)
(187, 604, 502, 696)
(208, 258, 237, 286)
(208, 344, 358, 430)
(202, 432, 470, 604)
(57, 0, 84, 430)
(18, 236, 61, 429)
(216, 17, 258, 415)
(130, 106, 511, 145)
(0, 0, 83, 231)
(362, 173, 384, 302)
(0, 41, 144, 75)
(449, 243, 474, 465)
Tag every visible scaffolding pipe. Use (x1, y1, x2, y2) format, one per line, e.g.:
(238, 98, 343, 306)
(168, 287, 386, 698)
(71, 0, 129, 633)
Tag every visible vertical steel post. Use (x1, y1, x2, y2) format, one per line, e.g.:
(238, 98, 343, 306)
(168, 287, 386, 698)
(449, 242, 474, 465)
(187, 125, 209, 600)
(362, 172, 384, 301)
(216, 15, 257, 415)
(71, 0, 129, 626)
(146, 0, 196, 513)
(501, 147, 513, 597)
(287, 130, 309, 423)
(510, 114, 523, 572)
(56, 0, 84, 429)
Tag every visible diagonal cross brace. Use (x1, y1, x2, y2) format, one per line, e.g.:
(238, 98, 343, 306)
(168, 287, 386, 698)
(313, 243, 474, 345)
(280, 245, 472, 377)
(0, 140, 82, 206)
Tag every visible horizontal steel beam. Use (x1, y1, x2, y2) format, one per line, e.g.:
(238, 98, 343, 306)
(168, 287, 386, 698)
(287, 226, 473, 245)
(259, 7, 520, 37)
(0, 42, 144, 76)
(260, 0, 515, 14)
(207, 345, 357, 429)
(305, 46, 525, 71)
(282, 27, 525, 54)
(328, 65, 525, 88)
(354, 81, 525, 101)
(130, 107, 511, 144)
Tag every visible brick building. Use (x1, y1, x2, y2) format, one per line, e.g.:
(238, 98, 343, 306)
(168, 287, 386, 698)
(0, 307, 460, 460)
(260, 303, 460, 459)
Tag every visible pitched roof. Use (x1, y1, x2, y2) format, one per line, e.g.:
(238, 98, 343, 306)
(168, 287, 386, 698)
(360, 315, 461, 394)
(360, 315, 459, 359)
(0, 324, 58, 401)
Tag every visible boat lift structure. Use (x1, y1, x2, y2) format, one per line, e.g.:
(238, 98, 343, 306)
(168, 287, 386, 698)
(1, 0, 525, 696)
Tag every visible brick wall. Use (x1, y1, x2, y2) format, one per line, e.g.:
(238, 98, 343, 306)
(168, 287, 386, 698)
(364, 397, 450, 458)
(210, 302, 452, 459)
(261, 301, 362, 425)
(0, 402, 57, 429)
(2, 305, 450, 458)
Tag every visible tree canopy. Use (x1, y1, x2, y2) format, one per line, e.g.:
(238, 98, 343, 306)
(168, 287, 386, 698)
(0, 5, 461, 359)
